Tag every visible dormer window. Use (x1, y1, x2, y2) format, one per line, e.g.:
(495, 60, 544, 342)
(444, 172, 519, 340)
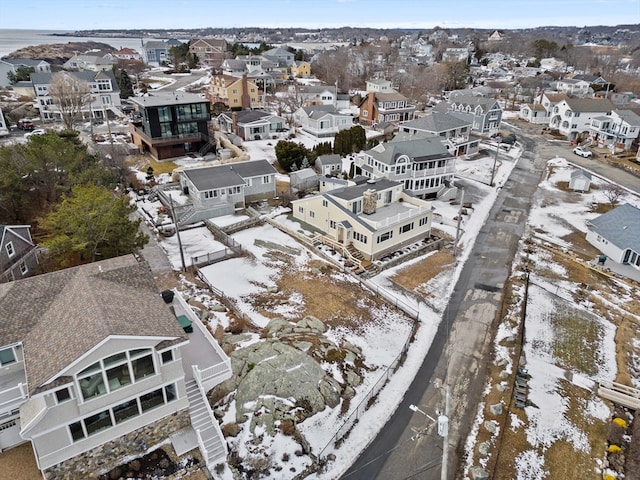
(5, 241, 15, 257)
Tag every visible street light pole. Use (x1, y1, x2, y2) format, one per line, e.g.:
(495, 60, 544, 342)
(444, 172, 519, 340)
(409, 402, 449, 480)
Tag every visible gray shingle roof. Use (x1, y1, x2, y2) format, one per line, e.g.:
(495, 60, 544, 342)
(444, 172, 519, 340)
(0, 255, 185, 396)
(181, 159, 276, 190)
(564, 97, 614, 113)
(330, 178, 399, 201)
(588, 203, 640, 252)
(365, 136, 451, 165)
(400, 112, 471, 132)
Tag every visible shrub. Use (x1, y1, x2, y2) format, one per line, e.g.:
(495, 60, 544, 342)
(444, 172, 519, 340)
(279, 419, 296, 436)
(326, 348, 346, 363)
(613, 417, 628, 428)
(221, 423, 241, 437)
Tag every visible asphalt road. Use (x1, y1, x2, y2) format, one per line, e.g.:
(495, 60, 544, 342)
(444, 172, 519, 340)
(341, 133, 549, 480)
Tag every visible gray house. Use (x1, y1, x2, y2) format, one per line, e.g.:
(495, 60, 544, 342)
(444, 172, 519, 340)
(173, 159, 278, 224)
(0, 58, 50, 87)
(142, 39, 183, 67)
(434, 94, 502, 137)
(586, 203, 640, 270)
(315, 154, 343, 177)
(0, 225, 39, 283)
(0, 255, 232, 477)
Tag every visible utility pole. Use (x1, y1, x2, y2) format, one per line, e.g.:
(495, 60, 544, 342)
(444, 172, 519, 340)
(169, 196, 187, 272)
(490, 141, 501, 186)
(454, 189, 464, 258)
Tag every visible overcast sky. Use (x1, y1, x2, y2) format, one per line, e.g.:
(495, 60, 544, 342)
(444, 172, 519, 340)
(1, 0, 638, 30)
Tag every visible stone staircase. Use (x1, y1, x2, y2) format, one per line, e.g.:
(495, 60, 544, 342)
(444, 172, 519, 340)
(185, 379, 227, 470)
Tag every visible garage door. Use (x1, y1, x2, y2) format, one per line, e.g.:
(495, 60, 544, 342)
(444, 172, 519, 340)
(0, 419, 23, 451)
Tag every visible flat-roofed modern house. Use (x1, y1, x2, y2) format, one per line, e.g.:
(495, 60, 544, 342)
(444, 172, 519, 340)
(0, 255, 232, 478)
(129, 92, 213, 160)
(291, 178, 433, 261)
(586, 203, 640, 270)
(354, 135, 457, 200)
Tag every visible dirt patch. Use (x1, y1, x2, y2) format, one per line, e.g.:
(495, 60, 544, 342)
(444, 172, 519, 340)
(0, 443, 41, 480)
(98, 448, 202, 480)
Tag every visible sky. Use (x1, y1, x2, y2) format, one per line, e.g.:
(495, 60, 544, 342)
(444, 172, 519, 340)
(1, 0, 638, 31)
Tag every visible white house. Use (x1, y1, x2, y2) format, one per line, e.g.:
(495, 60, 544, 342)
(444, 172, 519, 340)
(291, 178, 433, 261)
(549, 97, 615, 141)
(589, 109, 640, 152)
(398, 112, 479, 156)
(0, 58, 50, 87)
(586, 203, 640, 270)
(217, 110, 285, 140)
(434, 94, 502, 137)
(293, 105, 354, 137)
(0, 255, 232, 478)
(555, 78, 591, 97)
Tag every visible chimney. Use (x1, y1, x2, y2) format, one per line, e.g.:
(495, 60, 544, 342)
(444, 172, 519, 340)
(241, 73, 251, 109)
(363, 189, 377, 215)
(366, 93, 375, 125)
(232, 112, 238, 136)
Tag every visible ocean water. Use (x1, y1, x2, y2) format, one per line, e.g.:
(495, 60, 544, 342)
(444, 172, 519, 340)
(0, 29, 156, 58)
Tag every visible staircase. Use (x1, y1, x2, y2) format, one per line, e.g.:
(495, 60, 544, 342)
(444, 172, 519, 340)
(178, 206, 198, 226)
(345, 244, 380, 276)
(199, 141, 216, 156)
(185, 379, 227, 470)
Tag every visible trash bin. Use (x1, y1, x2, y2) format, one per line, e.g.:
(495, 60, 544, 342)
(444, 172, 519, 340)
(161, 290, 175, 303)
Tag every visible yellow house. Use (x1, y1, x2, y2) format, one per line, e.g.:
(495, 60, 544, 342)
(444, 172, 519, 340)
(291, 61, 311, 78)
(208, 74, 262, 109)
(291, 178, 433, 261)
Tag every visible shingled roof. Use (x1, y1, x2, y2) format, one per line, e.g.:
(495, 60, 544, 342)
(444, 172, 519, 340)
(587, 203, 640, 253)
(0, 255, 186, 396)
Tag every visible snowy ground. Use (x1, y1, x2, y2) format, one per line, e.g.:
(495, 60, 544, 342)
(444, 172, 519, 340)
(142, 139, 523, 479)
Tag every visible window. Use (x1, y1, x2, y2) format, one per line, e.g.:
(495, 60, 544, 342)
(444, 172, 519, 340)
(400, 222, 414, 234)
(19, 262, 28, 275)
(55, 387, 71, 403)
(140, 388, 164, 412)
(322, 200, 328, 207)
(377, 231, 393, 244)
(113, 399, 139, 424)
(84, 410, 113, 436)
(161, 350, 174, 364)
(158, 106, 172, 122)
(262, 175, 271, 184)
(0, 347, 16, 366)
(69, 421, 85, 442)
(329, 220, 336, 229)
(298, 206, 304, 213)
(5, 242, 14, 257)
(353, 231, 368, 244)
(351, 200, 362, 214)
(228, 186, 241, 195)
(419, 216, 429, 227)
(204, 190, 218, 199)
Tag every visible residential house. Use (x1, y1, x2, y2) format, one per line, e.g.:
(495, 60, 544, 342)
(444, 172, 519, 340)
(434, 94, 502, 137)
(0, 225, 39, 283)
(518, 102, 550, 125)
(358, 89, 415, 126)
(291, 178, 433, 261)
(442, 47, 471, 63)
(589, 109, 640, 152)
(208, 74, 262, 109)
(571, 73, 613, 93)
(0, 255, 232, 477)
(217, 110, 285, 140)
(63, 54, 115, 72)
(30, 71, 121, 123)
(0, 107, 8, 136)
(111, 48, 142, 62)
(290, 61, 311, 78)
(315, 154, 343, 177)
(555, 78, 591, 97)
(549, 97, 615, 141)
(569, 170, 592, 192)
(0, 58, 50, 87)
(129, 92, 212, 160)
(296, 85, 337, 107)
(365, 79, 395, 93)
(586, 203, 640, 270)
(398, 111, 479, 156)
(262, 47, 295, 67)
(488, 30, 505, 41)
(293, 105, 354, 137)
(355, 135, 457, 200)
(142, 39, 183, 67)
(171, 159, 277, 224)
(12, 80, 36, 98)
(189, 38, 227, 68)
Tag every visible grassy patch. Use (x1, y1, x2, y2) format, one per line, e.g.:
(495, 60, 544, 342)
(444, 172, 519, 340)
(550, 307, 604, 376)
(560, 231, 601, 259)
(127, 154, 179, 176)
(391, 249, 455, 292)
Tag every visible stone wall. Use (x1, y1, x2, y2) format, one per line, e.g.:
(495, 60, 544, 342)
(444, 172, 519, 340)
(43, 409, 191, 480)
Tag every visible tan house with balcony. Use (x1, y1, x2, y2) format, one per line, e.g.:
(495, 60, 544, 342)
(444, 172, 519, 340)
(0, 255, 232, 478)
(291, 178, 433, 261)
(189, 38, 227, 68)
(208, 74, 262, 109)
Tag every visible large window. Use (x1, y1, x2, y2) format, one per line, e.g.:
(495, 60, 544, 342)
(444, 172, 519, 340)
(5, 242, 14, 257)
(158, 106, 172, 123)
(78, 348, 155, 401)
(0, 347, 16, 366)
(69, 383, 178, 442)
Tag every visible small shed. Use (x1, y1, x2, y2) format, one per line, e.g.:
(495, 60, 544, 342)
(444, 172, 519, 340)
(569, 169, 592, 192)
(290, 168, 319, 192)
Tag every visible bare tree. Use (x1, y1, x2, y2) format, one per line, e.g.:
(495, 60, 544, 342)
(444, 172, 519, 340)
(602, 182, 625, 206)
(48, 72, 91, 131)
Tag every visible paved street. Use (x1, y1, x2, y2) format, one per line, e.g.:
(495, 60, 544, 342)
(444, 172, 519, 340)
(342, 133, 549, 480)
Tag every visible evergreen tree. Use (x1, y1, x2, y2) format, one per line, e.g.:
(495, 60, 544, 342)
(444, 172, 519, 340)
(117, 69, 134, 99)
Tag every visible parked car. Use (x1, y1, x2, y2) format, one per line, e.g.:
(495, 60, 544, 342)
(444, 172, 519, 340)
(24, 129, 45, 138)
(17, 119, 35, 130)
(573, 146, 593, 158)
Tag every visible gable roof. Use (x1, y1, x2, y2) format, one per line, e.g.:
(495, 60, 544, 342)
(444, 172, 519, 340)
(330, 178, 399, 201)
(0, 225, 33, 248)
(0, 58, 48, 67)
(0, 255, 185, 395)
(562, 97, 614, 113)
(181, 159, 276, 190)
(30, 70, 119, 90)
(365, 136, 451, 165)
(300, 105, 346, 119)
(615, 109, 640, 126)
(448, 94, 499, 110)
(588, 203, 640, 252)
(400, 111, 471, 132)
(317, 154, 342, 166)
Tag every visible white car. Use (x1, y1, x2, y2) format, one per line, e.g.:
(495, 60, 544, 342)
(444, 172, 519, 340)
(573, 146, 593, 158)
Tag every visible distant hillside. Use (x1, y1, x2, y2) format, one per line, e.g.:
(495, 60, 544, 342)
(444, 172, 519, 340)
(4, 41, 115, 66)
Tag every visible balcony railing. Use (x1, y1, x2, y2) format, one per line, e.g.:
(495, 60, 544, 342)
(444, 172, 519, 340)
(361, 204, 431, 230)
(130, 125, 205, 146)
(0, 382, 28, 412)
